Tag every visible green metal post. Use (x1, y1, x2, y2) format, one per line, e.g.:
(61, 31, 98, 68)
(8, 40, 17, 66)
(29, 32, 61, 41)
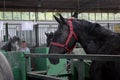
(71, 60, 85, 80)
(20, 52, 27, 80)
(34, 24, 39, 47)
(34, 47, 48, 71)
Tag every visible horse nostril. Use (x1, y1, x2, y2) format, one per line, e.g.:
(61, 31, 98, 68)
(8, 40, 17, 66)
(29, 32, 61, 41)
(49, 58, 59, 65)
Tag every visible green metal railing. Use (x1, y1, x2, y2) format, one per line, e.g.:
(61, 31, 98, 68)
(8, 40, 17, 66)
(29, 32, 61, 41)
(3, 49, 120, 80)
(26, 53, 120, 80)
(2, 51, 26, 80)
(26, 54, 120, 61)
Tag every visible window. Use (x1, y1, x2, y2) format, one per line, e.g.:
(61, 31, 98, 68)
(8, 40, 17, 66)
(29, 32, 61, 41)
(13, 12, 21, 20)
(30, 12, 35, 20)
(46, 12, 53, 20)
(61, 12, 68, 18)
(0, 12, 3, 20)
(96, 13, 102, 20)
(38, 12, 45, 20)
(78, 13, 82, 19)
(115, 13, 120, 20)
(22, 12, 29, 20)
(67, 13, 71, 18)
(89, 13, 95, 20)
(109, 13, 114, 20)
(81, 13, 89, 20)
(4, 12, 12, 20)
(102, 13, 108, 20)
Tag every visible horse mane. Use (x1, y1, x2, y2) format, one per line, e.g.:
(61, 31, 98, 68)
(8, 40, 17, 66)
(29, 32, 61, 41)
(75, 19, 115, 38)
(73, 19, 120, 54)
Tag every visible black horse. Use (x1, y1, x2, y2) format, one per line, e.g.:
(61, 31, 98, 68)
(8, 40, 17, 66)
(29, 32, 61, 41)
(49, 14, 120, 80)
(1, 36, 21, 51)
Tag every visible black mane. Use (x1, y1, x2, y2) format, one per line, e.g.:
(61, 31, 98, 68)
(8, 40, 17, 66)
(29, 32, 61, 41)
(73, 19, 120, 54)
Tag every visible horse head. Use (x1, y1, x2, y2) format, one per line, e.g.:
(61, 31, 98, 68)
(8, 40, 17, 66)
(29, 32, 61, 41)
(49, 14, 114, 64)
(49, 14, 79, 64)
(11, 36, 21, 51)
(1, 36, 21, 51)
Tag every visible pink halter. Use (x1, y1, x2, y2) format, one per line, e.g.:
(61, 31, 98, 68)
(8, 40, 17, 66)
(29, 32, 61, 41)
(51, 18, 78, 53)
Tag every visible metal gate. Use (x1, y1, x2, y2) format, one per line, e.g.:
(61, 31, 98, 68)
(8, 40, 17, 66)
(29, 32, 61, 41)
(0, 21, 57, 47)
(0, 20, 119, 47)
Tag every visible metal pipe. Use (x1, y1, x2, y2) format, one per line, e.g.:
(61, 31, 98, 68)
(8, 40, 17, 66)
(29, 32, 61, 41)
(5, 23, 8, 41)
(25, 54, 120, 61)
(34, 24, 39, 47)
(27, 72, 62, 80)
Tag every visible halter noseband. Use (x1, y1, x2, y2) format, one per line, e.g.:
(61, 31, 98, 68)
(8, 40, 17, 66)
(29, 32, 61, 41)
(50, 18, 78, 53)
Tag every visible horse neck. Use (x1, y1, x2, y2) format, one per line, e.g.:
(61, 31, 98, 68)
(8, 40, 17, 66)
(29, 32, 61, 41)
(1, 41, 12, 51)
(73, 24, 115, 54)
(93, 26, 115, 38)
(73, 27, 90, 53)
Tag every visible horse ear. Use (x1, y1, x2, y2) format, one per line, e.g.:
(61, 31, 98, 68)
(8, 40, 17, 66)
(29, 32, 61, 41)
(50, 32, 54, 35)
(58, 14, 67, 24)
(72, 11, 79, 18)
(53, 15, 62, 24)
(45, 32, 49, 37)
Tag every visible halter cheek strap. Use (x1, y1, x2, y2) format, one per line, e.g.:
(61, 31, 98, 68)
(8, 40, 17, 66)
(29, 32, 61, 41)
(51, 18, 78, 53)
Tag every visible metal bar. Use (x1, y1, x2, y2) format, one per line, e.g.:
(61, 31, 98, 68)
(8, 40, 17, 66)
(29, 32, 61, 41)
(25, 54, 120, 61)
(34, 24, 39, 47)
(27, 72, 62, 80)
(28, 71, 47, 74)
(5, 23, 8, 41)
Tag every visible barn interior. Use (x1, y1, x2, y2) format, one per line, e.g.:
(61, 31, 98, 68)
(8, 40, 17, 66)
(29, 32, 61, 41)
(0, 0, 120, 80)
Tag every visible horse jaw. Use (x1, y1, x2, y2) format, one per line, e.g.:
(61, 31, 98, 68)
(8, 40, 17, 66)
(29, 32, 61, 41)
(48, 47, 65, 65)
(48, 52, 60, 65)
(49, 57, 60, 65)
